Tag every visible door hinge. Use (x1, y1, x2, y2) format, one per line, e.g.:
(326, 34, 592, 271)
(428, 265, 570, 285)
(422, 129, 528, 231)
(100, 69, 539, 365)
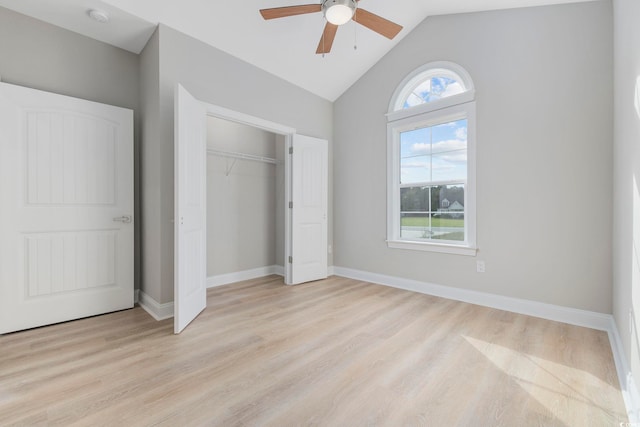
(288, 256, 293, 264)
(289, 201, 293, 209)
(289, 146, 293, 154)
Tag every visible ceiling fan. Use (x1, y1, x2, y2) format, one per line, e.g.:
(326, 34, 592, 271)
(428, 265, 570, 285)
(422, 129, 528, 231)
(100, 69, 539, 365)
(260, 0, 403, 54)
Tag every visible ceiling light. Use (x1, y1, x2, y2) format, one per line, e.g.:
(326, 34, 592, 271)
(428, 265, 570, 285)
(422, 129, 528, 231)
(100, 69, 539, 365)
(87, 9, 110, 24)
(322, 0, 356, 26)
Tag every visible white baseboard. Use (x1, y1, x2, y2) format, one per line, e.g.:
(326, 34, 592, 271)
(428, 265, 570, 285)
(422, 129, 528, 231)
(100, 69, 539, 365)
(332, 265, 640, 421)
(207, 265, 284, 288)
(137, 290, 174, 321)
(134, 289, 140, 304)
(607, 318, 640, 422)
(328, 265, 335, 276)
(332, 266, 611, 330)
(137, 266, 285, 319)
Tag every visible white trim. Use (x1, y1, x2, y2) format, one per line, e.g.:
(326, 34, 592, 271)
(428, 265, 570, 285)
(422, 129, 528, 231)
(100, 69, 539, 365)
(331, 266, 640, 420)
(387, 101, 476, 255)
(137, 290, 174, 321)
(386, 240, 477, 256)
(333, 266, 611, 330)
(387, 91, 475, 122)
(607, 318, 640, 422)
(328, 265, 335, 276)
(207, 265, 285, 288)
(134, 289, 140, 304)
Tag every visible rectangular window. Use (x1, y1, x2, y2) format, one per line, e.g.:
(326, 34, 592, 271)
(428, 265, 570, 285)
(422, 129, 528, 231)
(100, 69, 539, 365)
(399, 119, 466, 243)
(387, 103, 476, 255)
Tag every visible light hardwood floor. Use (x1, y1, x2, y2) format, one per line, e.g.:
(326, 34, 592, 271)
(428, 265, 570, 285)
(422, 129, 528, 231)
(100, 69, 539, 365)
(0, 275, 627, 426)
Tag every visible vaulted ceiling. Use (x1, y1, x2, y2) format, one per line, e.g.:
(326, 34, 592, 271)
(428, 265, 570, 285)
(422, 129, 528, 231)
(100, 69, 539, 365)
(0, 0, 592, 101)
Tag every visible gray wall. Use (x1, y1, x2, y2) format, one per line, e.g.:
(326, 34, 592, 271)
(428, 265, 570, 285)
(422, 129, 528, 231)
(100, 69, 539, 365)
(206, 117, 280, 276)
(0, 6, 142, 289)
(333, 1, 613, 312)
(140, 24, 333, 303)
(138, 28, 161, 300)
(613, 0, 640, 400)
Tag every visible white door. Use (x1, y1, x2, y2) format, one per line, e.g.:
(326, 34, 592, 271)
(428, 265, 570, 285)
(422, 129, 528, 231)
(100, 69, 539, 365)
(0, 82, 134, 334)
(174, 84, 207, 333)
(289, 134, 328, 285)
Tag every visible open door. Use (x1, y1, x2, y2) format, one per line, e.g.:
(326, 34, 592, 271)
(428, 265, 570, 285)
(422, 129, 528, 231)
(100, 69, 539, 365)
(289, 134, 328, 285)
(174, 84, 207, 333)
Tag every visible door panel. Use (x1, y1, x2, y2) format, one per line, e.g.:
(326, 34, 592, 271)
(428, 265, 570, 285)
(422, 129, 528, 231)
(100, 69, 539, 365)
(0, 82, 134, 334)
(174, 84, 207, 334)
(25, 231, 117, 296)
(290, 134, 328, 285)
(26, 111, 117, 205)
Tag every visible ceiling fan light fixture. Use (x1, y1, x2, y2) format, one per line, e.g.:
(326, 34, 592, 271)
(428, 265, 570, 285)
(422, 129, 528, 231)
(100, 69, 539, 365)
(323, 0, 356, 26)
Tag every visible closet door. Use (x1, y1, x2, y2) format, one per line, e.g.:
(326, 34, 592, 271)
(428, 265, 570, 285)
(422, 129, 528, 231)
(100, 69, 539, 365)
(289, 134, 328, 284)
(174, 84, 207, 333)
(0, 82, 134, 334)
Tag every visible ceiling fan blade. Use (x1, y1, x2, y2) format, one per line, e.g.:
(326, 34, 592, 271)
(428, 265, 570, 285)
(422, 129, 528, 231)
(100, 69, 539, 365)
(316, 23, 339, 54)
(260, 4, 322, 20)
(353, 8, 403, 39)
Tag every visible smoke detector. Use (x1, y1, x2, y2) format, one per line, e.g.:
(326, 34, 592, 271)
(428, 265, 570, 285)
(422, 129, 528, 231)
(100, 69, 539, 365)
(87, 9, 109, 24)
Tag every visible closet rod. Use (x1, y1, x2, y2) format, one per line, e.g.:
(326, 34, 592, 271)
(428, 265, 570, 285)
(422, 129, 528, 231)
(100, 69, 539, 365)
(207, 148, 277, 165)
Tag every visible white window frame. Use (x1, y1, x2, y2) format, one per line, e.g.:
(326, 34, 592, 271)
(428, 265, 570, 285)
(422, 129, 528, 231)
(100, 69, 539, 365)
(386, 62, 477, 256)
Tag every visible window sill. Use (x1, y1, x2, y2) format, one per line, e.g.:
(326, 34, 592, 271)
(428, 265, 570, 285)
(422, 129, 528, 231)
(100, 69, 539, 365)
(386, 240, 477, 256)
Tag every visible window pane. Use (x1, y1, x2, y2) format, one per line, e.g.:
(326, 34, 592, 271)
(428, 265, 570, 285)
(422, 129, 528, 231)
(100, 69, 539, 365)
(432, 150, 467, 182)
(399, 185, 465, 242)
(400, 127, 430, 155)
(400, 127, 431, 184)
(435, 77, 464, 98)
(431, 213, 465, 241)
(403, 93, 424, 109)
(401, 156, 430, 184)
(431, 119, 467, 155)
(411, 80, 432, 102)
(431, 185, 465, 241)
(401, 187, 431, 240)
(402, 76, 465, 109)
(430, 119, 467, 182)
(400, 212, 433, 239)
(400, 187, 430, 212)
(432, 184, 465, 211)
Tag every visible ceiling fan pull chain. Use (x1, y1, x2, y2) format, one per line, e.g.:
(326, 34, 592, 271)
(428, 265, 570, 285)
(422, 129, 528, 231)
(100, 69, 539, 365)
(353, 9, 358, 50)
(322, 18, 326, 58)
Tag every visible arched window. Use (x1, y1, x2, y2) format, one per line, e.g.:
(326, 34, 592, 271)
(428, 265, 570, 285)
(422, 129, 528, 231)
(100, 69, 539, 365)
(386, 62, 476, 255)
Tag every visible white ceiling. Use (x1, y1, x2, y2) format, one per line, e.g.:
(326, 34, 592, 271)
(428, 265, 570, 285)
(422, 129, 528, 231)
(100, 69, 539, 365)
(0, 0, 592, 101)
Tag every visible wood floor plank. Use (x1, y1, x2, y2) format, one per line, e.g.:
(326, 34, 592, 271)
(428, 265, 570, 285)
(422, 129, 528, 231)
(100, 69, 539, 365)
(0, 275, 628, 426)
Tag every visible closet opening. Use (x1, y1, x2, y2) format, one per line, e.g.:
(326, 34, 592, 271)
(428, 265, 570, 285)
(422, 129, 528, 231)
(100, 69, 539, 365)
(206, 116, 287, 286)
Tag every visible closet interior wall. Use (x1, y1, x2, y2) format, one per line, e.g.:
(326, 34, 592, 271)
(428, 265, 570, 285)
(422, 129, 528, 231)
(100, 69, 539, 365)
(206, 116, 285, 278)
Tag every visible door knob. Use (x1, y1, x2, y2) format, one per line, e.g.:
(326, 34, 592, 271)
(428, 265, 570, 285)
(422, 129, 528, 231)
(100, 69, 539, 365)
(113, 215, 132, 223)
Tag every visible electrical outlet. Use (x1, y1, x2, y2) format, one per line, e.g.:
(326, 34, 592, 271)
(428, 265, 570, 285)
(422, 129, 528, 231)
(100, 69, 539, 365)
(476, 261, 485, 273)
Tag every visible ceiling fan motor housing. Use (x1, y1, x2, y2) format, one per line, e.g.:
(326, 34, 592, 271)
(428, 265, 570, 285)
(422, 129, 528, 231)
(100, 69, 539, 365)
(322, 0, 357, 25)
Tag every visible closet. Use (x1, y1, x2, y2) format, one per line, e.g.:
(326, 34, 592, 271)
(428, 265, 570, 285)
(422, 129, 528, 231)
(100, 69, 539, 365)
(206, 116, 286, 281)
